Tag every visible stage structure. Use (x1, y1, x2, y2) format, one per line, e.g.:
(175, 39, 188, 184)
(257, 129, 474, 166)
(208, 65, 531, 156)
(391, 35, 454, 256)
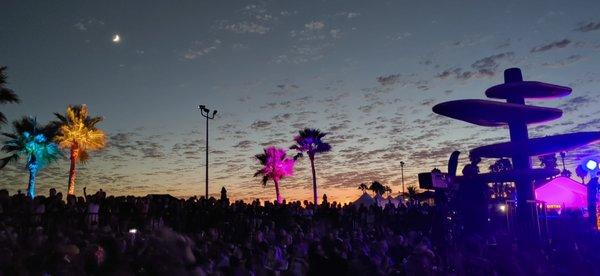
(433, 68, 600, 242)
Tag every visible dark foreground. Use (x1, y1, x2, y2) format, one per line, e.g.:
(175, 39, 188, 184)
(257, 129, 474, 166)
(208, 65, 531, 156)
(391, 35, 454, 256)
(0, 189, 599, 275)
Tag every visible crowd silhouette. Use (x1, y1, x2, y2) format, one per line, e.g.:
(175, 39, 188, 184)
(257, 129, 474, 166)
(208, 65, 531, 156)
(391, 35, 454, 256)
(1, 188, 599, 275)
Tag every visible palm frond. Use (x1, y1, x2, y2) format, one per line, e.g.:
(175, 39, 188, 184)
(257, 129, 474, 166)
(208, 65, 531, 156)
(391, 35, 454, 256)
(293, 152, 303, 160)
(255, 153, 267, 165)
(0, 79, 19, 104)
(261, 176, 268, 186)
(0, 154, 18, 169)
(41, 121, 60, 139)
(53, 112, 67, 123)
(1, 132, 17, 139)
(316, 142, 331, 153)
(1, 144, 21, 153)
(85, 116, 103, 128)
(78, 150, 90, 163)
(12, 117, 36, 135)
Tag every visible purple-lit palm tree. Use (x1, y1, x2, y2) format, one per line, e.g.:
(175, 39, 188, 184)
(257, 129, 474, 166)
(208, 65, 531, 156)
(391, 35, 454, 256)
(254, 146, 295, 204)
(291, 128, 331, 205)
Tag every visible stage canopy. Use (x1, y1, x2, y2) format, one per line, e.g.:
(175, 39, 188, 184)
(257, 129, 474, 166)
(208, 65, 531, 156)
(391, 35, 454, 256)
(535, 176, 587, 209)
(353, 193, 375, 207)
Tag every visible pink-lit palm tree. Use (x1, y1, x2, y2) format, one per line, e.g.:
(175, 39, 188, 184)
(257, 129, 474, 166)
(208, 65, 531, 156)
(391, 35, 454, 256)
(291, 128, 331, 205)
(254, 146, 295, 204)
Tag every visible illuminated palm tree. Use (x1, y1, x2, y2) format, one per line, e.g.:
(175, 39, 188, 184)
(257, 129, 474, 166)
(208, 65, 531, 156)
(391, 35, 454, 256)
(290, 128, 331, 205)
(0, 66, 20, 126)
(54, 105, 106, 195)
(0, 117, 60, 198)
(254, 146, 295, 204)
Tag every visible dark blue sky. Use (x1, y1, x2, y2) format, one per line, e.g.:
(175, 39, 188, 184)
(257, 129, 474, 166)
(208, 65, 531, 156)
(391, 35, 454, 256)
(1, 0, 600, 202)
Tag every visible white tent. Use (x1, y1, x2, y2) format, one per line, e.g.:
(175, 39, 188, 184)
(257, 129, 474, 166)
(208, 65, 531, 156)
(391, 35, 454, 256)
(353, 193, 375, 207)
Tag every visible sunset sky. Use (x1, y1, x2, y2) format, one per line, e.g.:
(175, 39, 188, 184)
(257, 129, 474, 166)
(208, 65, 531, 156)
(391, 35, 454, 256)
(1, 0, 600, 203)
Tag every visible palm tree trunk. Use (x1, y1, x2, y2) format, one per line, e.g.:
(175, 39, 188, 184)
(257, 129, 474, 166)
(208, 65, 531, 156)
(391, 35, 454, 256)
(310, 155, 317, 206)
(67, 146, 79, 195)
(274, 178, 282, 204)
(27, 162, 38, 199)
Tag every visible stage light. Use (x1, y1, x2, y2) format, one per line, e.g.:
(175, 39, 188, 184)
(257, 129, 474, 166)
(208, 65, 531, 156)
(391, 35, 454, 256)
(498, 204, 507, 212)
(586, 160, 598, 171)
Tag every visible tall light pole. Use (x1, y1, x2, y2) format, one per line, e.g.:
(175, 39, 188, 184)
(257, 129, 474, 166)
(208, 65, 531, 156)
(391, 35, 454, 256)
(400, 161, 405, 195)
(198, 105, 217, 199)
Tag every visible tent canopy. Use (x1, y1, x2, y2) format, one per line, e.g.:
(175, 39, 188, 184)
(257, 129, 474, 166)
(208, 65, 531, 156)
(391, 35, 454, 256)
(353, 193, 375, 207)
(535, 176, 587, 209)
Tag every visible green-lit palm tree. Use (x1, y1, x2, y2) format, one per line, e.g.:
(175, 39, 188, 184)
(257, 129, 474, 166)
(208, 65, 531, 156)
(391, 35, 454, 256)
(1, 117, 60, 198)
(291, 128, 331, 205)
(254, 146, 295, 204)
(0, 66, 20, 126)
(54, 105, 106, 195)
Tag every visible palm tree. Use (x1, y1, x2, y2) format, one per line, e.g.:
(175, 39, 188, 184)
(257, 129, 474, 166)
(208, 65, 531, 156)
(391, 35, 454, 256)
(559, 152, 572, 177)
(254, 146, 295, 204)
(576, 165, 588, 184)
(384, 185, 392, 196)
(290, 128, 331, 205)
(0, 66, 20, 126)
(358, 183, 368, 194)
(539, 154, 558, 171)
(54, 105, 106, 195)
(0, 117, 60, 198)
(407, 186, 418, 201)
(369, 181, 386, 196)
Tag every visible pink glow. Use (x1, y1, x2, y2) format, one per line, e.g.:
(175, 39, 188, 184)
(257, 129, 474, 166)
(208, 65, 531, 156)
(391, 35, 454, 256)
(261, 146, 295, 181)
(535, 176, 587, 209)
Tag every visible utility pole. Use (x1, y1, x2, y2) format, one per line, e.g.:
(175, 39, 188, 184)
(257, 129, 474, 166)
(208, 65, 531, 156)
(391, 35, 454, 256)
(198, 105, 217, 199)
(400, 161, 405, 195)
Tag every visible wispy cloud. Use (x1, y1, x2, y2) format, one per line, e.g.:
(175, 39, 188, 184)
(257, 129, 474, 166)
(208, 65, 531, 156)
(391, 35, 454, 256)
(72, 18, 105, 31)
(183, 39, 222, 60)
(376, 74, 402, 86)
(531, 39, 571, 53)
(574, 21, 600, 32)
(437, 52, 515, 80)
